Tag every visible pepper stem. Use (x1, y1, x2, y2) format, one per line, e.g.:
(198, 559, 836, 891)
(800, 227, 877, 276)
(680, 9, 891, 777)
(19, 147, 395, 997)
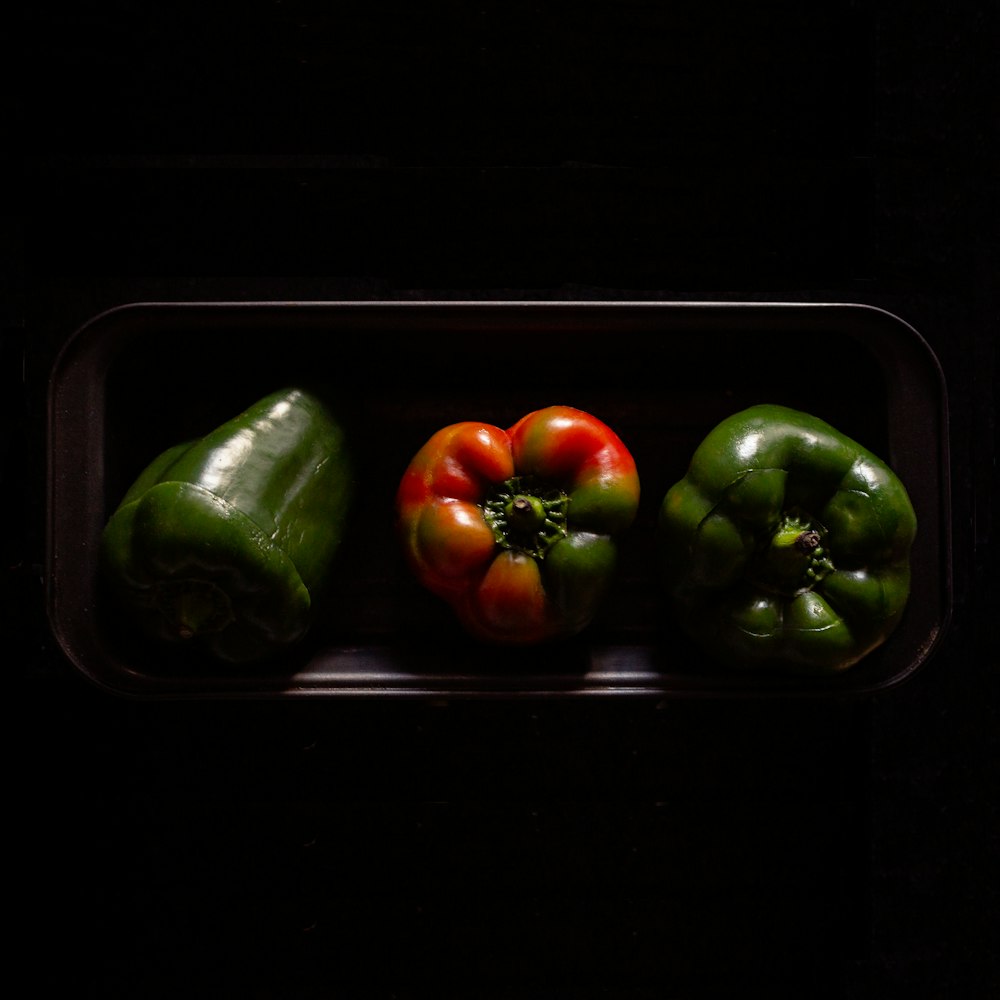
(506, 495, 547, 536)
(752, 514, 834, 595)
(483, 476, 569, 559)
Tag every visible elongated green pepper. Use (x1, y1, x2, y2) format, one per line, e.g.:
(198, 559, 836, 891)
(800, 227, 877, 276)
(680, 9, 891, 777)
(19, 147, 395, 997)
(100, 387, 352, 663)
(658, 404, 917, 674)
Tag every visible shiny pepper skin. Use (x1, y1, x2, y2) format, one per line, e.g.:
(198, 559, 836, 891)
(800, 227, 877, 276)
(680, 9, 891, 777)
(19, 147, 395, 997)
(100, 388, 353, 663)
(396, 405, 640, 644)
(657, 403, 917, 674)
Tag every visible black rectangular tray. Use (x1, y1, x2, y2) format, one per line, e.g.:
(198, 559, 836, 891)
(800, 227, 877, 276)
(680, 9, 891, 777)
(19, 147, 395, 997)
(46, 301, 951, 699)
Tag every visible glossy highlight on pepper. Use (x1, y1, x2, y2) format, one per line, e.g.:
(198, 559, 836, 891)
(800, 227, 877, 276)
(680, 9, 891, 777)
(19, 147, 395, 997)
(657, 403, 917, 674)
(100, 387, 353, 663)
(396, 405, 640, 644)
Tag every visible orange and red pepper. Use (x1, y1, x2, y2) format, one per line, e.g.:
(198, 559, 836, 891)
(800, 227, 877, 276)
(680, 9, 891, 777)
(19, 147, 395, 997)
(396, 405, 640, 644)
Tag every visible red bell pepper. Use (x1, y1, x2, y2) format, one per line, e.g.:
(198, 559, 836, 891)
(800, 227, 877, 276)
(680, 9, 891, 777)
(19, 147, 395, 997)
(396, 405, 640, 644)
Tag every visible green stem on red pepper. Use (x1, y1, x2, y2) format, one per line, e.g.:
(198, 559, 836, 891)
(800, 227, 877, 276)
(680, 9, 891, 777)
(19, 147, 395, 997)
(483, 476, 569, 558)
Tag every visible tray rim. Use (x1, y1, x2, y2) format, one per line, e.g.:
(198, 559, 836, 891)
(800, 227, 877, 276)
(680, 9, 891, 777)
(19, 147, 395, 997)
(45, 299, 953, 701)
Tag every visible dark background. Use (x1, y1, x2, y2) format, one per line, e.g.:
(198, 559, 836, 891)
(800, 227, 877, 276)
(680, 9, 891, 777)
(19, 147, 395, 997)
(6, 2, 997, 997)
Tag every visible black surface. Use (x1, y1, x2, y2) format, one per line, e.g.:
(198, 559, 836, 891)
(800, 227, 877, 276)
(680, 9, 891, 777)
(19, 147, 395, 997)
(8, 2, 998, 997)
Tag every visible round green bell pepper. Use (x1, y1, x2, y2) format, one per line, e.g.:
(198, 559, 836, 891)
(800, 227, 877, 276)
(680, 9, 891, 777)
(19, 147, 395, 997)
(657, 404, 917, 674)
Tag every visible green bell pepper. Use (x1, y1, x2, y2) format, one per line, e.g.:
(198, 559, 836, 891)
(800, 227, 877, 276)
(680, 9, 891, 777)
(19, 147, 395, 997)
(100, 387, 353, 663)
(657, 404, 917, 674)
